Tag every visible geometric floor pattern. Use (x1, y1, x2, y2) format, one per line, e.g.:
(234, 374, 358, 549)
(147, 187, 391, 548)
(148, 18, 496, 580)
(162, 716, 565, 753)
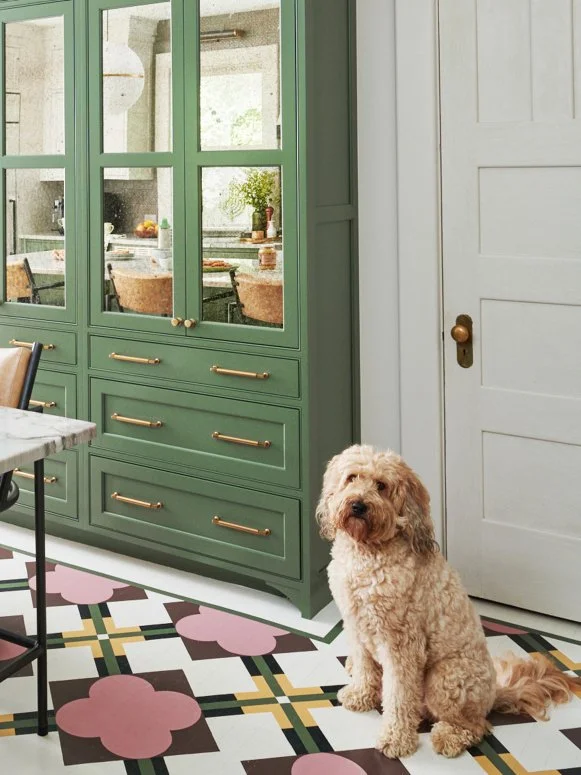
(1, 546, 581, 774)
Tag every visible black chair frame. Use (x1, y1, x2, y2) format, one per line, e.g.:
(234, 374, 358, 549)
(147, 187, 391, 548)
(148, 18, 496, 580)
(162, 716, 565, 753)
(0, 341, 49, 736)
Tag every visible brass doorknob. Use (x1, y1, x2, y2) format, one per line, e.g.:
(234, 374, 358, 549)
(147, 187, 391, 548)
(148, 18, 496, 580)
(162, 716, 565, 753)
(184, 319, 197, 329)
(451, 324, 470, 344)
(171, 318, 184, 328)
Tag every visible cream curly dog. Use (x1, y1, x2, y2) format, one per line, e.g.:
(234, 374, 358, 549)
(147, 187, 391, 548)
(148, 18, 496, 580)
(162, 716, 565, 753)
(317, 445, 581, 759)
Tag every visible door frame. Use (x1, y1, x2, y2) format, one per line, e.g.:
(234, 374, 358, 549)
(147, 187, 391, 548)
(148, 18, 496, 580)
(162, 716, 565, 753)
(394, 0, 445, 547)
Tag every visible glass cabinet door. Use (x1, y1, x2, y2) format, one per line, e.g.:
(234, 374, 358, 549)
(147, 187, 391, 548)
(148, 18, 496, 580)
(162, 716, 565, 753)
(186, 0, 298, 347)
(0, 4, 75, 322)
(89, 0, 185, 335)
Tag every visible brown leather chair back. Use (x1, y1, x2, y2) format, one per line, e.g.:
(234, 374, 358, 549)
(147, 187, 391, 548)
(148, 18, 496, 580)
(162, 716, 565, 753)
(6, 262, 31, 301)
(0, 347, 32, 408)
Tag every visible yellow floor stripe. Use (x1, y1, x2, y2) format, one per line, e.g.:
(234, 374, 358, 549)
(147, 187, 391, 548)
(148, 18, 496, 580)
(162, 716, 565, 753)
(474, 755, 503, 775)
(0, 714, 13, 723)
(242, 702, 292, 729)
(550, 650, 581, 671)
(103, 617, 142, 636)
(62, 620, 97, 639)
(0, 729, 15, 737)
(291, 699, 333, 727)
(65, 639, 103, 659)
(500, 753, 559, 775)
(235, 676, 274, 701)
(111, 635, 144, 656)
(275, 674, 323, 697)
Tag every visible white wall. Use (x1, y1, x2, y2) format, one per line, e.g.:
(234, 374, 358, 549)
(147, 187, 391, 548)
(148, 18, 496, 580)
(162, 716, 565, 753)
(356, 0, 401, 452)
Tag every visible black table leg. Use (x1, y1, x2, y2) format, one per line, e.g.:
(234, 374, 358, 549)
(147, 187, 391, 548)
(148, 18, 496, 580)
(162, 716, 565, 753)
(34, 459, 48, 737)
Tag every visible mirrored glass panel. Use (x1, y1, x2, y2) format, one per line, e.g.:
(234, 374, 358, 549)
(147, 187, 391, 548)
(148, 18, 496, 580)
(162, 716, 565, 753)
(5, 17, 65, 155)
(201, 166, 283, 328)
(5, 169, 65, 307)
(102, 2, 172, 154)
(103, 167, 174, 319)
(200, 0, 281, 150)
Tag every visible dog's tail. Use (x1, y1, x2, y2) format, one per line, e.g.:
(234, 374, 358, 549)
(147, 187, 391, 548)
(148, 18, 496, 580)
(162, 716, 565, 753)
(492, 652, 581, 720)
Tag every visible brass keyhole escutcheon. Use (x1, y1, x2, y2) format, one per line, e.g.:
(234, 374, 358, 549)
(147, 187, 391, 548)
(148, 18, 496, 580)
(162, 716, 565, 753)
(451, 314, 473, 368)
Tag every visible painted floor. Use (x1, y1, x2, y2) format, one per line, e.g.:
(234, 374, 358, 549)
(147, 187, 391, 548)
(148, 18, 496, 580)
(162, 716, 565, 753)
(1, 537, 581, 774)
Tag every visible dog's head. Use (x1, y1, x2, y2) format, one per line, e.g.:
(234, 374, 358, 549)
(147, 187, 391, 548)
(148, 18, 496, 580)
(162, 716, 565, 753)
(316, 445, 437, 554)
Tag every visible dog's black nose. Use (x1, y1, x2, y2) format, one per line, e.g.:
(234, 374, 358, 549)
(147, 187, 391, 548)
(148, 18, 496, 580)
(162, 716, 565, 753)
(351, 501, 368, 516)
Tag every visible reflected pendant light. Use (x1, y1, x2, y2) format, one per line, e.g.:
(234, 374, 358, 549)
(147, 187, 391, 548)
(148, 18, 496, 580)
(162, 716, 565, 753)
(103, 40, 145, 115)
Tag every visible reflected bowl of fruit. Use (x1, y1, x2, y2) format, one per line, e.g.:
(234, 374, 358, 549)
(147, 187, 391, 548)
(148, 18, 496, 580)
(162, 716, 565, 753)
(134, 220, 159, 239)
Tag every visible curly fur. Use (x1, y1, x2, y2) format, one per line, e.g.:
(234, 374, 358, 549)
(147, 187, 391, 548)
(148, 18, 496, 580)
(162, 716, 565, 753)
(319, 445, 581, 759)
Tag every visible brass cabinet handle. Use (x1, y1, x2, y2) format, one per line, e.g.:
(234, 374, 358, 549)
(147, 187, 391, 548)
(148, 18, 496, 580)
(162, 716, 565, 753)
(109, 352, 161, 366)
(111, 413, 163, 428)
(212, 431, 271, 449)
(210, 365, 270, 380)
(171, 318, 184, 327)
(29, 399, 57, 409)
(212, 515, 271, 537)
(111, 492, 163, 510)
(14, 468, 57, 485)
(10, 339, 55, 351)
(184, 319, 197, 329)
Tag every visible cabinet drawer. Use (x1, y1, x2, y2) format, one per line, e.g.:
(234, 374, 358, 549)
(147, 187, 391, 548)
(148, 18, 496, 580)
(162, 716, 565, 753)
(30, 371, 76, 418)
(13, 450, 78, 520)
(0, 324, 76, 366)
(90, 378, 300, 488)
(90, 335, 300, 398)
(90, 456, 301, 579)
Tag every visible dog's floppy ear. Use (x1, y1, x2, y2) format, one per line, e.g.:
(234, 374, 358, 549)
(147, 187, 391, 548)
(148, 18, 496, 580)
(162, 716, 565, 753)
(316, 453, 344, 541)
(394, 463, 437, 555)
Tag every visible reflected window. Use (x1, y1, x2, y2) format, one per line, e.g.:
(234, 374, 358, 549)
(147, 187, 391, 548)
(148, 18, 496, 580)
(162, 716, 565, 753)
(200, 0, 281, 150)
(5, 17, 65, 156)
(5, 169, 65, 307)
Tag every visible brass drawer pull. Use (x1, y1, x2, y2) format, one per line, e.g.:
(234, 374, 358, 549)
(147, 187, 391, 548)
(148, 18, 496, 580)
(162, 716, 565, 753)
(111, 492, 163, 510)
(212, 431, 271, 449)
(109, 352, 161, 366)
(212, 515, 271, 537)
(29, 399, 57, 409)
(14, 468, 57, 485)
(211, 365, 270, 381)
(10, 339, 55, 351)
(111, 413, 163, 429)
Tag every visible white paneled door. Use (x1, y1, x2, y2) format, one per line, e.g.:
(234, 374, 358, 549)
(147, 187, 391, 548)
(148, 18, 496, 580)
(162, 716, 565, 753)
(440, 0, 581, 621)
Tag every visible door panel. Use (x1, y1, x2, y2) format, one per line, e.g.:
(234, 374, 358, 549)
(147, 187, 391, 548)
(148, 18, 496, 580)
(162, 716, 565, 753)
(440, 0, 581, 620)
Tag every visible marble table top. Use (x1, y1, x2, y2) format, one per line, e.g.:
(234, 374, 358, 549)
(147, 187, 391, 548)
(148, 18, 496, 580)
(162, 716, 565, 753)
(0, 408, 96, 475)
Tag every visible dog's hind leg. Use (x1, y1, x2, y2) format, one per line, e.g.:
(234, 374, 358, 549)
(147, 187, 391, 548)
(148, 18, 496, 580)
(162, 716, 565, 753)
(425, 657, 495, 758)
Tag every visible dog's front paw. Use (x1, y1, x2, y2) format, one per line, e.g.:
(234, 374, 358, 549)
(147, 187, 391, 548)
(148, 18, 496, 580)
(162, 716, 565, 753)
(337, 683, 379, 713)
(376, 725, 419, 759)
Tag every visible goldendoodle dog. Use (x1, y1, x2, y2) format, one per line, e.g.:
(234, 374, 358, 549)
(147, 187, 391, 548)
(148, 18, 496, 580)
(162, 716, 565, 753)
(317, 445, 581, 759)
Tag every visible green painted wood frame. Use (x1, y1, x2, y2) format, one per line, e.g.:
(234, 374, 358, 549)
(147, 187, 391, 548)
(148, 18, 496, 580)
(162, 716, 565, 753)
(88, 0, 187, 338)
(0, 0, 77, 324)
(87, 0, 299, 347)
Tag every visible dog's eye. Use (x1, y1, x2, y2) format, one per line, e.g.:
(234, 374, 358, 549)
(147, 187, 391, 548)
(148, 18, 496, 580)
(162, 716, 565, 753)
(346, 474, 356, 483)
(376, 481, 386, 492)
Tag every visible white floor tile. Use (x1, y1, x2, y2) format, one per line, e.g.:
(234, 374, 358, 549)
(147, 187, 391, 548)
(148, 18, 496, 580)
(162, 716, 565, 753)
(403, 733, 484, 775)
(0, 675, 54, 714)
(275, 650, 349, 689)
(548, 636, 581, 664)
(107, 598, 173, 628)
(309, 706, 381, 750)
(473, 598, 581, 640)
(47, 645, 99, 682)
(165, 752, 247, 775)
(0, 557, 28, 581)
(182, 656, 257, 697)
(206, 712, 295, 760)
(124, 637, 191, 674)
(0, 734, 126, 775)
(484, 634, 529, 660)
(494, 721, 581, 770)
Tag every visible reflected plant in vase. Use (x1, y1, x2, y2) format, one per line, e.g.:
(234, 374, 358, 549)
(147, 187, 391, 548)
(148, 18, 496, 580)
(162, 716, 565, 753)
(221, 169, 277, 237)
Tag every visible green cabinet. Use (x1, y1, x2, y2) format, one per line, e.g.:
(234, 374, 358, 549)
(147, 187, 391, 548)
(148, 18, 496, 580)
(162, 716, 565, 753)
(0, 0, 358, 618)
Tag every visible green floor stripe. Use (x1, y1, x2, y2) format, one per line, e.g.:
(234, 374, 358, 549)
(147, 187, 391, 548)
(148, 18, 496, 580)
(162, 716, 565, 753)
(0, 580, 29, 591)
(137, 760, 157, 775)
(281, 703, 319, 754)
(98, 637, 121, 676)
(323, 620, 343, 645)
(253, 656, 284, 697)
(476, 737, 516, 775)
(88, 604, 108, 636)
